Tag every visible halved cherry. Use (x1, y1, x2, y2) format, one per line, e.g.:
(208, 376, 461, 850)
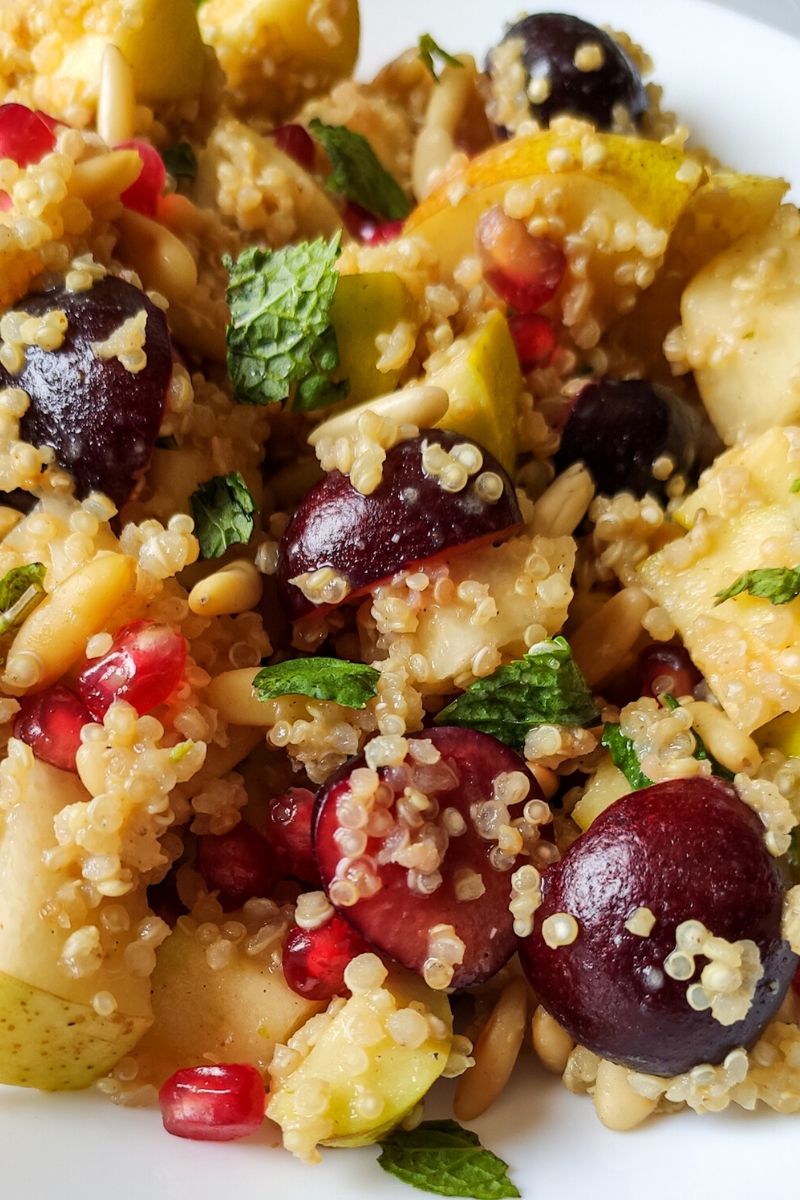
(264, 787, 319, 884)
(314, 727, 543, 989)
(276, 430, 522, 622)
(519, 777, 796, 1076)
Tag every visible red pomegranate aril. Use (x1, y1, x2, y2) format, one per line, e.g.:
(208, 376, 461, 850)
(159, 1064, 265, 1141)
(508, 312, 557, 369)
(0, 102, 57, 168)
(477, 205, 565, 313)
(14, 685, 91, 772)
(343, 201, 404, 244)
(639, 643, 701, 700)
(264, 787, 320, 884)
(271, 123, 315, 171)
(76, 620, 186, 720)
(117, 139, 167, 216)
(283, 913, 372, 1001)
(197, 822, 282, 910)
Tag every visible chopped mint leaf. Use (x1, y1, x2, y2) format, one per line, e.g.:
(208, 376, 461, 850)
(161, 141, 197, 182)
(190, 472, 256, 559)
(418, 34, 463, 82)
(309, 119, 411, 221)
(0, 562, 46, 645)
(435, 636, 598, 751)
(601, 723, 654, 790)
(659, 693, 735, 781)
(253, 657, 379, 709)
(378, 1119, 520, 1200)
(169, 740, 195, 763)
(225, 236, 348, 410)
(791, 478, 800, 494)
(715, 566, 800, 606)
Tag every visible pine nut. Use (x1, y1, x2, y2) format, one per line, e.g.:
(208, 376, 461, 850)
(571, 586, 651, 687)
(97, 44, 135, 146)
(592, 1059, 657, 1131)
(684, 699, 761, 774)
(453, 977, 528, 1120)
(532, 1005, 575, 1074)
(69, 150, 143, 206)
(206, 668, 311, 727)
(413, 57, 476, 200)
(307, 385, 449, 448)
(116, 209, 198, 304)
(529, 464, 595, 538)
(188, 560, 263, 617)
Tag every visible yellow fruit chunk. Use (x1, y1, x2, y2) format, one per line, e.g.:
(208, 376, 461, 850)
(128, 922, 323, 1086)
(268, 962, 452, 1160)
(572, 755, 631, 831)
(0, 753, 152, 1090)
(676, 427, 800, 530)
(757, 711, 800, 757)
(331, 273, 416, 404)
(199, 0, 359, 117)
(425, 310, 521, 473)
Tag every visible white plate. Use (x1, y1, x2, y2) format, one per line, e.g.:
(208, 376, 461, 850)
(5, 3, 800, 1198)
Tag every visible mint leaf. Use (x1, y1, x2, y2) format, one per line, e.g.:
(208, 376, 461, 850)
(253, 657, 379, 709)
(225, 235, 348, 410)
(162, 141, 197, 182)
(791, 479, 800, 494)
(659, 693, 735, 781)
(601, 723, 654, 790)
(190, 472, 256, 559)
(715, 566, 800, 606)
(418, 34, 463, 82)
(378, 1119, 520, 1200)
(435, 636, 597, 751)
(0, 562, 46, 641)
(309, 119, 410, 221)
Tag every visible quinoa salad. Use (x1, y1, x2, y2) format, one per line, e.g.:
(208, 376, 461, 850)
(1, 2, 800, 1195)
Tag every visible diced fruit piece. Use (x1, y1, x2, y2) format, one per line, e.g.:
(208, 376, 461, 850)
(276, 430, 522, 622)
(264, 787, 320, 884)
(283, 914, 371, 1001)
(198, 0, 359, 117)
(489, 13, 647, 131)
(676, 427, 800, 529)
(0, 277, 172, 508)
(314, 727, 543, 989)
(197, 823, 281, 910)
(0, 753, 152, 1089)
(520, 778, 796, 1075)
(425, 311, 523, 474)
(757, 711, 800, 758)
(76, 621, 186, 719)
(508, 312, 556, 370)
(268, 961, 453, 1155)
(638, 643, 701, 701)
(159, 1063, 265, 1141)
(117, 140, 166, 216)
(571, 754, 630, 832)
(343, 204, 404, 244)
(681, 216, 800, 442)
(127, 920, 323, 1086)
(476, 206, 565, 313)
(270, 123, 316, 171)
(14, 686, 91, 772)
(555, 377, 699, 497)
(330, 273, 415, 405)
(0, 103, 56, 167)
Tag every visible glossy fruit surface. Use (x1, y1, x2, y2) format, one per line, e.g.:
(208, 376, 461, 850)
(117, 139, 167, 215)
(271, 123, 316, 171)
(555, 377, 698, 497)
(76, 621, 186, 719)
(344, 201, 404, 244)
(264, 787, 320, 884)
(159, 1064, 265, 1141)
(282, 913, 371, 1001)
(315, 727, 544, 989)
(508, 312, 557, 369)
(519, 777, 796, 1075)
(4, 277, 172, 508)
(477, 206, 565, 313)
(276, 430, 522, 621)
(0, 102, 56, 167)
(491, 13, 647, 131)
(196, 823, 281, 911)
(14, 686, 91, 772)
(638, 643, 701, 701)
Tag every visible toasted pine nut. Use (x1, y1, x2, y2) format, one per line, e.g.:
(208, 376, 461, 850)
(3, 553, 136, 692)
(307, 385, 449, 448)
(684, 699, 761, 774)
(529, 763, 558, 799)
(453, 977, 528, 1121)
(413, 57, 476, 200)
(116, 209, 198, 304)
(571, 586, 651, 687)
(206, 667, 310, 727)
(97, 44, 135, 145)
(69, 150, 143, 206)
(529, 464, 595, 538)
(188, 560, 263, 617)
(532, 1005, 575, 1074)
(592, 1059, 657, 1131)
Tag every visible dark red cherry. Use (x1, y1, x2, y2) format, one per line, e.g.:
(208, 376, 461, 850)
(196, 822, 282, 911)
(264, 787, 319, 884)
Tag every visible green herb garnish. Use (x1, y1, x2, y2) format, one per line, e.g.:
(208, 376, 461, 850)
(190, 472, 256, 559)
(253, 657, 379, 709)
(715, 566, 800, 607)
(377, 1120, 520, 1200)
(0, 562, 46, 647)
(790, 479, 800, 494)
(161, 141, 198, 182)
(418, 34, 463, 82)
(309, 119, 410, 221)
(601, 722, 654, 790)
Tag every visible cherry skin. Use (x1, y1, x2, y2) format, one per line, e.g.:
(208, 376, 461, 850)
(638, 643, 701, 701)
(271, 123, 316, 171)
(264, 787, 320, 884)
(196, 822, 282, 911)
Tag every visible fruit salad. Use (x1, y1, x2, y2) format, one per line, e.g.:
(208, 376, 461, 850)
(0, 2, 799, 1196)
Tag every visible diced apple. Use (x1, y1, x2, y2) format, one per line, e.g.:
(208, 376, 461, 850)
(572, 754, 631, 831)
(331, 273, 416, 404)
(681, 214, 800, 443)
(267, 962, 453, 1160)
(676, 426, 800, 529)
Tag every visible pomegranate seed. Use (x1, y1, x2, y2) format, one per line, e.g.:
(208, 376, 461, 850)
(264, 787, 319, 884)
(638, 643, 701, 700)
(76, 620, 186, 719)
(282, 913, 372, 1001)
(271, 123, 315, 171)
(197, 822, 282, 910)
(0, 103, 57, 168)
(159, 1064, 265, 1141)
(476, 204, 565, 313)
(508, 312, 557, 368)
(14, 685, 91, 773)
(343, 201, 404, 244)
(34, 110, 62, 134)
(117, 139, 166, 216)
